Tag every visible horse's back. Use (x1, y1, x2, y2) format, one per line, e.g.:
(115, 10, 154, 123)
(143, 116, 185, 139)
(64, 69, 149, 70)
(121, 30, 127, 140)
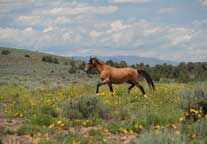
(109, 67, 138, 84)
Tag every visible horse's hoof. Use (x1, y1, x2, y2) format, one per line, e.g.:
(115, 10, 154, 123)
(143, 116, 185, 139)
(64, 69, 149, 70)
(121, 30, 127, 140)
(144, 94, 148, 98)
(96, 93, 100, 96)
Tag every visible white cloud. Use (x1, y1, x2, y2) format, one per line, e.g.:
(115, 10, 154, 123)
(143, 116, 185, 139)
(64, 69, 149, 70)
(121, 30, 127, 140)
(0, 0, 207, 62)
(16, 2, 118, 27)
(193, 19, 207, 25)
(110, 0, 152, 3)
(170, 34, 192, 45)
(200, 0, 207, 7)
(43, 27, 53, 33)
(17, 16, 41, 26)
(32, 4, 118, 16)
(157, 8, 176, 14)
(110, 20, 130, 32)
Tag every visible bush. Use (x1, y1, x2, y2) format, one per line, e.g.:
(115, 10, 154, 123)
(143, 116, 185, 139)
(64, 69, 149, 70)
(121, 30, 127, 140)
(42, 56, 59, 64)
(27, 104, 59, 118)
(38, 104, 59, 117)
(64, 61, 68, 65)
(180, 85, 207, 121)
(28, 114, 55, 126)
(68, 66, 77, 74)
(181, 118, 207, 143)
(1, 50, 11, 55)
(24, 54, 30, 58)
(61, 95, 112, 119)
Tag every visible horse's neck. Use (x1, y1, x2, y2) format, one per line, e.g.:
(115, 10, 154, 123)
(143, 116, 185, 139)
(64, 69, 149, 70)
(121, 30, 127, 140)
(95, 63, 104, 74)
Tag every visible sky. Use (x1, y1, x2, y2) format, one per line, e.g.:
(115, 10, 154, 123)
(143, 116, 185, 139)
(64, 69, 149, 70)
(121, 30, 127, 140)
(0, 0, 207, 62)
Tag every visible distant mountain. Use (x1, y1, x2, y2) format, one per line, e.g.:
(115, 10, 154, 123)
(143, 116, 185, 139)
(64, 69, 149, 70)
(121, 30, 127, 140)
(72, 56, 178, 66)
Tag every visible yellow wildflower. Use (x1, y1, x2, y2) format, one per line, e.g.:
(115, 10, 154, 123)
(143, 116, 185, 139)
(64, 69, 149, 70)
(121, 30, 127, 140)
(205, 114, 207, 120)
(154, 125, 160, 129)
(99, 92, 107, 96)
(176, 96, 181, 102)
(135, 124, 143, 129)
(48, 123, 55, 129)
(129, 130, 134, 134)
(57, 120, 64, 127)
(44, 133, 49, 141)
(33, 139, 39, 144)
(72, 140, 80, 144)
(119, 128, 128, 134)
(139, 125, 143, 129)
(154, 129, 160, 135)
(170, 124, 177, 129)
(60, 123, 64, 127)
(191, 134, 196, 139)
(179, 117, 184, 122)
(190, 108, 199, 114)
(103, 128, 109, 133)
(104, 99, 110, 104)
(82, 121, 87, 126)
(103, 138, 107, 143)
(37, 132, 41, 137)
(175, 130, 180, 135)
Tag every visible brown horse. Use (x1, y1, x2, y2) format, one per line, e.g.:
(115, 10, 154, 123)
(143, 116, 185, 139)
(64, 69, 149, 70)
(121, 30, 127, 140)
(84, 57, 155, 96)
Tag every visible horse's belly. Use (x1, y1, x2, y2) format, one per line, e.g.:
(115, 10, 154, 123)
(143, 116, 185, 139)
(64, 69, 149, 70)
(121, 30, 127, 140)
(110, 69, 138, 84)
(110, 76, 131, 84)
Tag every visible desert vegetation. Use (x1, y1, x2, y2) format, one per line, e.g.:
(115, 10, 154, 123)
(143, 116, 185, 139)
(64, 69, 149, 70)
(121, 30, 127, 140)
(0, 48, 206, 144)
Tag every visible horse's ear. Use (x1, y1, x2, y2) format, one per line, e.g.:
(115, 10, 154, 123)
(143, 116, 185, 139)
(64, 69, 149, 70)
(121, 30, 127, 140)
(90, 56, 92, 59)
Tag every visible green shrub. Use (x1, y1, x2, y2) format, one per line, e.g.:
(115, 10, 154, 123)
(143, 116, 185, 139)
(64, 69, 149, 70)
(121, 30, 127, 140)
(42, 56, 59, 64)
(24, 54, 30, 58)
(181, 118, 207, 143)
(61, 95, 112, 119)
(180, 85, 207, 121)
(28, 114, 55, 126)
(68, 66, 77, 74)
(1, 50, 11, 55)
(64, 61, 68, 65)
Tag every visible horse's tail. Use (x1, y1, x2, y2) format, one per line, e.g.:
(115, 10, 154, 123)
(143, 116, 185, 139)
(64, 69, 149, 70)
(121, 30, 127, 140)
(137, 69, 155, 90)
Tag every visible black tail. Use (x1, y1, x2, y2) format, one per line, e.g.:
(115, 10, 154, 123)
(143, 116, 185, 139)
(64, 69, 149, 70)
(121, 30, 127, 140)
(138, 70, 155, 90)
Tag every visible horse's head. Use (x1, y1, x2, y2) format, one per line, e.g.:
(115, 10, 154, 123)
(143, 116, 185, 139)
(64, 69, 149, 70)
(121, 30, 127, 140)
(84, 56, 98, 72)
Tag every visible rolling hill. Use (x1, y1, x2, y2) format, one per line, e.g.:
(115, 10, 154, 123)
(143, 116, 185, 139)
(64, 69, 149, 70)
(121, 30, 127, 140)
(0, 47, 93, 88)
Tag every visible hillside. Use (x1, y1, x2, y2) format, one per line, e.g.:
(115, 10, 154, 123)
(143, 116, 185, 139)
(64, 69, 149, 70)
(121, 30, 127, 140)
(0, 47, 93, 88)
(73, 56, 177, 66)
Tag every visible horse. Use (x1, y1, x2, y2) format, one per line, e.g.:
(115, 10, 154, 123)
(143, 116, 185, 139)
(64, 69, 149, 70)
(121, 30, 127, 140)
(84, 57, 155, 96)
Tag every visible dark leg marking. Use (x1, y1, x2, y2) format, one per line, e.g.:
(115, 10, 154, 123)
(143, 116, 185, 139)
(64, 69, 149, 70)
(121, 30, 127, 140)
(96, 83, 101, 93)
(108, 83, 113, 92)
(128, 84, 135, 94)
(136, 83, 146, 95)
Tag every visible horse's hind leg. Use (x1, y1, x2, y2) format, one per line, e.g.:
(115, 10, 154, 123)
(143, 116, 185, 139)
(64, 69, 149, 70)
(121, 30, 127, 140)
(136, 83, 146, 95)
(108, 83, 113, 92)
(128, 83, 135, 94)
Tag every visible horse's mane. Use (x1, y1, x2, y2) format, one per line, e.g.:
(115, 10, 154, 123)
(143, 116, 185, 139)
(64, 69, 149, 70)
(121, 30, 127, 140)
(93, 57, 104, 65)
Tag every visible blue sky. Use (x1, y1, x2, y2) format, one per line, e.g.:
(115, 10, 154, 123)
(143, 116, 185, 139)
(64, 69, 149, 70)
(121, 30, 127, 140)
(0, 0, 207, 62)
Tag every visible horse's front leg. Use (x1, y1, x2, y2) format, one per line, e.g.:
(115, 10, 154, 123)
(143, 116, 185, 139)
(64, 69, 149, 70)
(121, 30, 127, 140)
(108, 83, 113, 92)
(96, 79, 110, 94)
